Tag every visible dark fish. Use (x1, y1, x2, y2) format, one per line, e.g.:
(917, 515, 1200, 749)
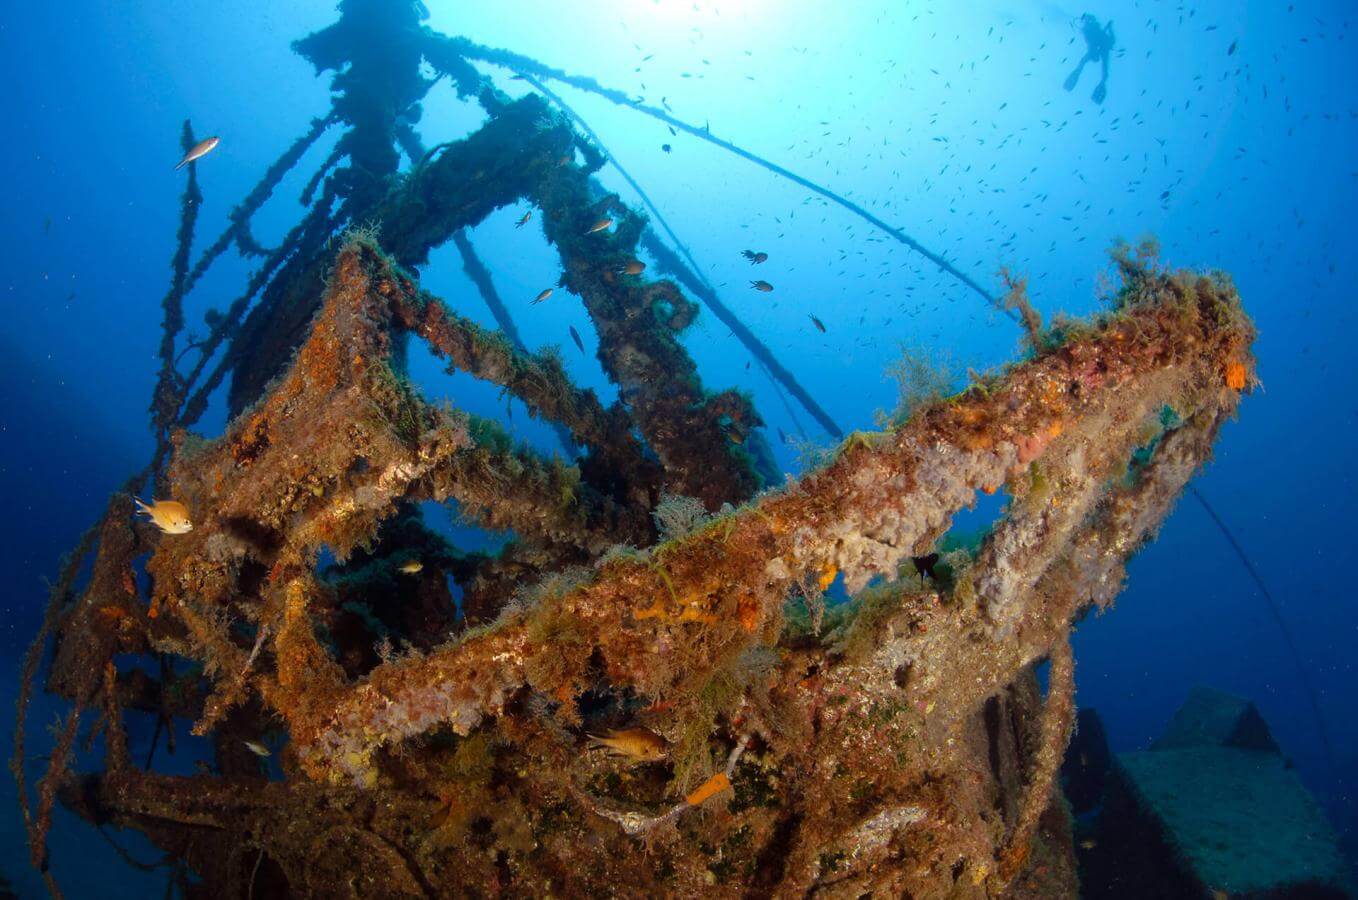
(1227, 40, 1237, 55)
(661, 143, 672, 153)
(741, 250, 768, 264)
(911, 553, 940, 583)
(569, 325, 584, 352)
(750, 280, 773, 292)
(43, 217, 52, 235)
(809, 314, 827, 333)
(515, 210, 532, 228)
(777, 427, 788, 444)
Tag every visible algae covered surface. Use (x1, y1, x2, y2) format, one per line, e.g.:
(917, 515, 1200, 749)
(1118, 748, 1349, 895)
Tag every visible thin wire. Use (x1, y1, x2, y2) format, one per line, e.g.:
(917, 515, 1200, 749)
(1188, 484, 1336, 775)
(454, 37, 1017, 323)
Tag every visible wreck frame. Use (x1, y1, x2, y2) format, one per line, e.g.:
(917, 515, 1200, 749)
(13, 3, 1258, 897)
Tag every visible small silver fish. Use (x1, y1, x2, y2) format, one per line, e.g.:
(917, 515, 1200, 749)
(176, 136, 220, 171)
(398, 559, 424, 574)
(586, 217, 613, 234)
(243, 739, 270, 758)
(533, 288, 553, 304)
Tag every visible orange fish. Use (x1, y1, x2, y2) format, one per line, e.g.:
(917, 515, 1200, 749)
(136, 498, 193, 534)
(619, 260, 646, 275)
(588, 728, 668, 763)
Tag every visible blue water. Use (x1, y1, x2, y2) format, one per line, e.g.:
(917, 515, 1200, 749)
(2, 1, 1355, 894)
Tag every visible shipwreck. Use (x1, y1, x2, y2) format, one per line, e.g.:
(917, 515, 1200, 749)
(14, 2, 1257, 896)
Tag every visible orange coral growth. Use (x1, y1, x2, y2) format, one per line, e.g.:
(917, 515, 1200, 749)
(684, 772, 731, 807)
(634, 601, 667, 620)
(676, 607, 719, 625)
(736, 592, 760, 632)
(1225, 359, 1248, 391)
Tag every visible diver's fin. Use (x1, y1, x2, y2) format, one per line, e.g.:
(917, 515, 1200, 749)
(1063, 69, 1080, 91)
(1091, 82, 1107, 104)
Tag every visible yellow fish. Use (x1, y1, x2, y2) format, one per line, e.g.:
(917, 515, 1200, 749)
(398, 559, 424, 574)
(585, 217, 613, 235)
(135, 498, 193, 534)
(588, 728, 668, 763)
(175, 136, 220, 170)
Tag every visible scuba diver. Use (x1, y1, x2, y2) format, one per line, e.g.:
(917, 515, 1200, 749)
(1064, 13, 1115, 104)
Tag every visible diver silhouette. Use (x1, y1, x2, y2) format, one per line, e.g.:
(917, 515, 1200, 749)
(1064, 13, 1114, 104)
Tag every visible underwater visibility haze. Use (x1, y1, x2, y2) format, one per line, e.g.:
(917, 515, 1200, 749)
(2, 1, 1356, 896)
